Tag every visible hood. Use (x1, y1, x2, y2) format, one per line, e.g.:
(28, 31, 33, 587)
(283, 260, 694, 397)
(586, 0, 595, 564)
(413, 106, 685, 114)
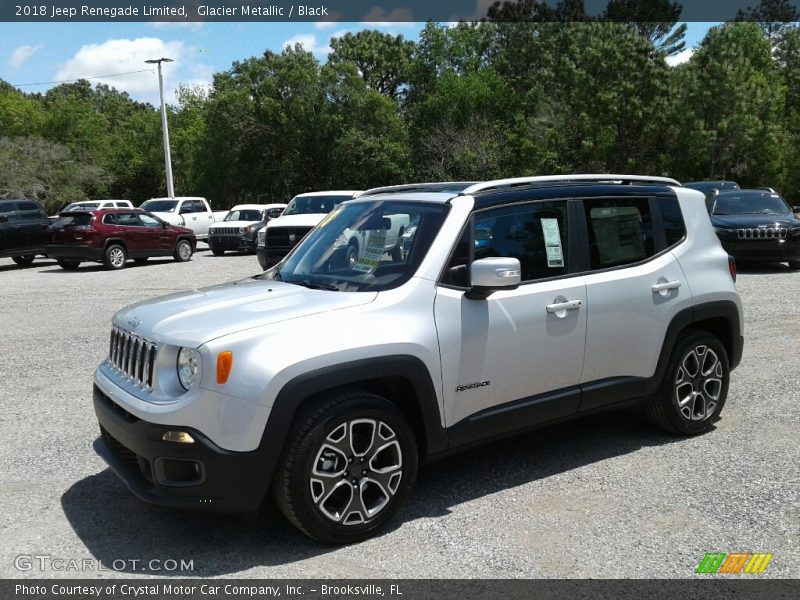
(112, 279, 377, 347)
(267, 213, 326, 229)
(210, 220, 261, 230)
(711, 213, 798, 229)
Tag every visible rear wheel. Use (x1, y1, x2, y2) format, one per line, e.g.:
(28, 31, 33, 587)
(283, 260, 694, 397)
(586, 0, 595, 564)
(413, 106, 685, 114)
(103, 244, 127, 270)
(345, 241, 359, 268)
(645, 330, 730, 435)
(57, 260, 80, 270)
(174, 239, 193, 262)
(274, 392, 418, 544)
(12, 255, 35, 266)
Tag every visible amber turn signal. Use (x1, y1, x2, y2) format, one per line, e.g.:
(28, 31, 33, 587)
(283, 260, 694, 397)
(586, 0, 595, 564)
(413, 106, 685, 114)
(216, 351, 233, 384)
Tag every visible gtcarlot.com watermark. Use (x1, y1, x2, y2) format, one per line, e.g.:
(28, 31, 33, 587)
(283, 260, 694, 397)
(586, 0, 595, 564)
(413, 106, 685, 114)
(14, 554, 194, 573)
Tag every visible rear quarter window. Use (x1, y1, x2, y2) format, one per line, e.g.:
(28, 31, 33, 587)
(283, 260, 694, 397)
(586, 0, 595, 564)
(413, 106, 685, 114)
(660, 197, 686, 246)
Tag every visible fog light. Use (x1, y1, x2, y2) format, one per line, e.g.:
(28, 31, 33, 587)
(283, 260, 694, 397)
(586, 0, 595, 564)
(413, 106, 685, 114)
(162, 430, 195, 444)
(217, 351, 233, 384)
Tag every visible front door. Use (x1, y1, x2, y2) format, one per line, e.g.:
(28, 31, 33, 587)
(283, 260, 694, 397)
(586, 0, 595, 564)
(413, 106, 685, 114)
(434, 199, 587, 437)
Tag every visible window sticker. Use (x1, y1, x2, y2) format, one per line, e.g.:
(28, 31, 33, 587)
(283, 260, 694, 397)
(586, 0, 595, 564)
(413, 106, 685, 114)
(353, 229, 387, 272)
(541, 218, 564, 268)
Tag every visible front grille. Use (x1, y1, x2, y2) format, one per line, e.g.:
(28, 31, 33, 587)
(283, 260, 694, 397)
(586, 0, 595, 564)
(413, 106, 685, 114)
(267, 227, 312, 249)
(211, 227, 241, 236)
(109, 327, 157, 390)
(737, 227, 788, 240)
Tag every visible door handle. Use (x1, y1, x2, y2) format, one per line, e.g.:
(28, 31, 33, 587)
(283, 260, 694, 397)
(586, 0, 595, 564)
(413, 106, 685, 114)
(546, 299, 583, 313)
(651, 280, 681, 294)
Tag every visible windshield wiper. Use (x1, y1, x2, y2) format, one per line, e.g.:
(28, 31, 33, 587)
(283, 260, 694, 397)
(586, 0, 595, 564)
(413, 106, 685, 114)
(289, 279, 339, 291)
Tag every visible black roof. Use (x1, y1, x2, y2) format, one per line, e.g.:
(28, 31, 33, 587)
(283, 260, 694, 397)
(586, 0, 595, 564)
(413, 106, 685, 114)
(469, 182, 677, 210)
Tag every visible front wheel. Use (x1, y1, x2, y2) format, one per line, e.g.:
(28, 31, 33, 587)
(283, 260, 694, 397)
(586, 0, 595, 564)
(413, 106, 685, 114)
(174, 239, 193, 262)
(102, 244, 127, 270)
(12, 255, 35, 266)
(274, 392, 418, 544)
(644, 330, 730, 435)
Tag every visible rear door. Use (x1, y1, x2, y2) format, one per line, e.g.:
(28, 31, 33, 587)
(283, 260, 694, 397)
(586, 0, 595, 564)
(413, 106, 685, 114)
(0, 203, 21, 252)
(114, 212, 146, 254)
(579, 194, 693, 411)
(16, 201, 48, 250)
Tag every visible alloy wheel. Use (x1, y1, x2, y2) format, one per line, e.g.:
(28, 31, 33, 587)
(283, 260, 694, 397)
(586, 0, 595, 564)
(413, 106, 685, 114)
(674, 345, 724, 421)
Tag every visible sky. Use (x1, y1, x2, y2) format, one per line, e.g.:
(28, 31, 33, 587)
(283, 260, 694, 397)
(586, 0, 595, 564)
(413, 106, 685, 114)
(0, 21, 715, 106)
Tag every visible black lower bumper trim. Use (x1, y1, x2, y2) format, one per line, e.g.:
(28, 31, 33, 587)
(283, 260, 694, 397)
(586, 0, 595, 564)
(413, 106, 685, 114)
(93, 385, 270, 513)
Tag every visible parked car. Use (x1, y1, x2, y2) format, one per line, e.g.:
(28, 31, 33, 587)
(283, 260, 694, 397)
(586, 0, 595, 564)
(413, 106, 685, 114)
(709, 189, 800, 269)
(62, 200, 134, 212)
(208, 204, 287, 256)
(683, 181, 741, 214)
(139, 197, 227, 242)
(46, 208, 195, 270)
(256, 191, 362, 269)
(0, 198, 50, 265)
(92, 174, 742, 543)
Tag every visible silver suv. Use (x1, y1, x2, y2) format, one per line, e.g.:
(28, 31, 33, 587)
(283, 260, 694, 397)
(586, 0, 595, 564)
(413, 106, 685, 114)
(92, 175, 743, 543)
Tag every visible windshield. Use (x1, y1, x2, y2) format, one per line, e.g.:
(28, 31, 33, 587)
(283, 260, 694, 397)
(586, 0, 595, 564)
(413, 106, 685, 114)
(140, 199, 178, 212)
(225, 209, 263, 222)
(283, 195, 352, 216)
(712, 192, 790, 215)
(255, 200, 450, 292)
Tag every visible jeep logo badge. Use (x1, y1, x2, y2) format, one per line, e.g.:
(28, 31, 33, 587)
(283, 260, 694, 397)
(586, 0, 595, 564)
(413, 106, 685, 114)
(289, 233, 297, 243)
(127, 317, 141, 329)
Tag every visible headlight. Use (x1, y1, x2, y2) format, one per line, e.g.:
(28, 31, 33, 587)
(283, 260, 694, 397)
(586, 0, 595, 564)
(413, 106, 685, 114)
(238, 227, 246, 234)
(258, 230, 266, 245)
(176, 347, 200, 390)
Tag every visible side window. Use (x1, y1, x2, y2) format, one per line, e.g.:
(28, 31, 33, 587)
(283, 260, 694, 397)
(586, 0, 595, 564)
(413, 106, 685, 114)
(179, 202, 193, 214)
(583, 197, 654, 269)
(116, 213, 142, 226)
(16, 201, 42, 220)
(139, 214, 160, 227)
(115, 202, 129, 208)
(659, 197, 686, 247)
(192, 200, 206, 213)
(0, 204, 18, 221)
(103, 214, 117, 225)
(442, 201, 570, 286)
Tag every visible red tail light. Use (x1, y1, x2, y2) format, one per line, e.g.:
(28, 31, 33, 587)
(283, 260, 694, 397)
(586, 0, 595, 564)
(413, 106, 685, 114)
(728, 255, 737, 282)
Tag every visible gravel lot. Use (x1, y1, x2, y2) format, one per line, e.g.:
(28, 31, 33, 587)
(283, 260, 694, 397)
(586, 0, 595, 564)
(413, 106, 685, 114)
(0, 249, 797, 579)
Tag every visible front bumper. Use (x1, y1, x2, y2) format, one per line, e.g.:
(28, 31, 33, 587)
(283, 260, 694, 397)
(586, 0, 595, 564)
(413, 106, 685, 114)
(93, 385, 271, 513)
(46, 244, 103, 261)
(719, 237, 800, 262)
(208, 235, 256, 253)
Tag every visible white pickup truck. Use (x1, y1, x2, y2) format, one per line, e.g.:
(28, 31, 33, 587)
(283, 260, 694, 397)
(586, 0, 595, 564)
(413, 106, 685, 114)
(139, 197, 228, 242)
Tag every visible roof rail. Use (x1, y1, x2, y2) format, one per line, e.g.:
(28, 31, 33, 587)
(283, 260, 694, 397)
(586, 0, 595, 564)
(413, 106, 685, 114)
(461, 174, 681, 196)
(360, 182, 478, 197)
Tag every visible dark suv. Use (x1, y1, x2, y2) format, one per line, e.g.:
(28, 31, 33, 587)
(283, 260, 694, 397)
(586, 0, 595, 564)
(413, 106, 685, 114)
(0, 199, 50, 266)
(47, 209, 196, 270)
(709, 190, 800, 269)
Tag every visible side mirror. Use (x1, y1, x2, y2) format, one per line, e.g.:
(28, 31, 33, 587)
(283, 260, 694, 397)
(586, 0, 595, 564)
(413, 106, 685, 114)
(465, 257, 521, 300)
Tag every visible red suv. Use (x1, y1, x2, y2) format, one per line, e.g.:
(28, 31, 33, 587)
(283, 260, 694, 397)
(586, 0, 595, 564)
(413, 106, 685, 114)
(47, 209, 196, 270)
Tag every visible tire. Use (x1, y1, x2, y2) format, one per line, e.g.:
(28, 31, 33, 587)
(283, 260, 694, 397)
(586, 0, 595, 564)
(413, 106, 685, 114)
(12, 255, 35, 266)
(102, 244, 127, 270)
(644, 330, 730, 435)
(212, 248, 225, 257)
(134, 257, 149, 264)
(57, 260, 80, 270)
(174, 239, 193, 262)
(788, 260, 800, 271)
(273, 392, 418, 544)
(345, 241, 359, 268)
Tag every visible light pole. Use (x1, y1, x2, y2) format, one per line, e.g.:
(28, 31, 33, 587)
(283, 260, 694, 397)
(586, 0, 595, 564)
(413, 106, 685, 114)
(145, 57, 175, 198)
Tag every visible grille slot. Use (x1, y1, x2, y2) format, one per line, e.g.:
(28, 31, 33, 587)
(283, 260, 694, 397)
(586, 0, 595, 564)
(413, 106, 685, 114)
(736, 227, 788, 240)
(109, 327, 157, 390)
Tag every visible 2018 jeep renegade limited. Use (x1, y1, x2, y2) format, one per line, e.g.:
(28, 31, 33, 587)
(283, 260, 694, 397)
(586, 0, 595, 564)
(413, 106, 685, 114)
(93, 175, 743, 543)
